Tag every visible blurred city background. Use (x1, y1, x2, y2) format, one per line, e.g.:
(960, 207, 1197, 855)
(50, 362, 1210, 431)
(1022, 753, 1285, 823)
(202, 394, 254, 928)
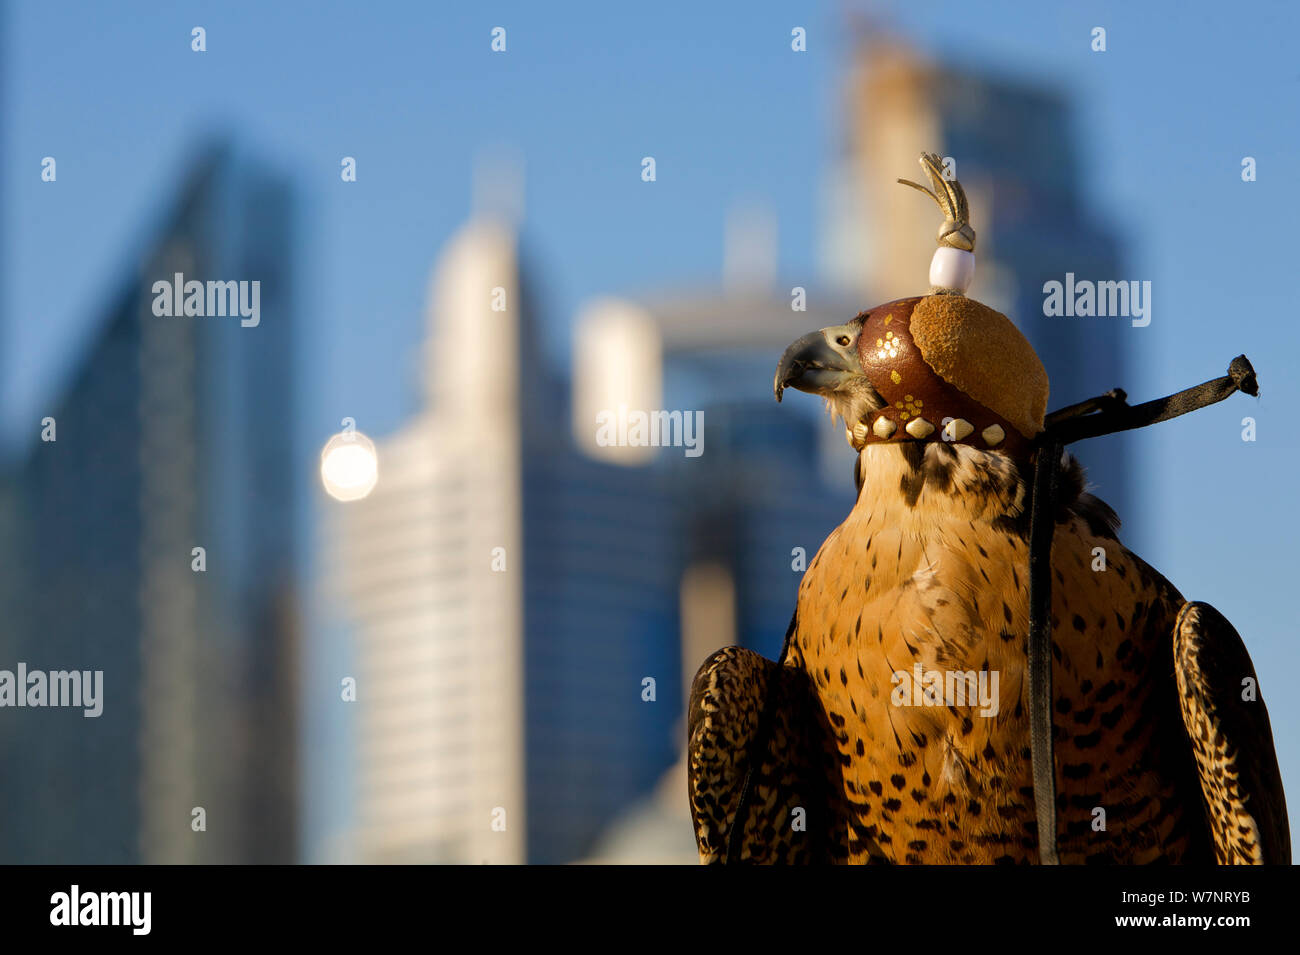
(1, 1, 1297, 863)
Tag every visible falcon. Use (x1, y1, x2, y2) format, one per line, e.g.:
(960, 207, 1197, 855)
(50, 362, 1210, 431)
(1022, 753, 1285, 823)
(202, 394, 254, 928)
(687, 153, 1289, 865)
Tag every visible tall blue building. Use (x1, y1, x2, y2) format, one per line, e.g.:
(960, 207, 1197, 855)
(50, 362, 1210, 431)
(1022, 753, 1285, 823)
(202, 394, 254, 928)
(0, 145, 299, 863)
(520, 438, 683, 862)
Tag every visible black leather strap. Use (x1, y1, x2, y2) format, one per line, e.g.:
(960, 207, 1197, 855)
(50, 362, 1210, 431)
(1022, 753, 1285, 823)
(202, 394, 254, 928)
(1027, 435, 1063, 865)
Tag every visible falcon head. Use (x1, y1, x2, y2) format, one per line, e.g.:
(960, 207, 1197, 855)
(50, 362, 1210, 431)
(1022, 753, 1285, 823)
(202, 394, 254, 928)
(774, 295, 1049, 462)
(773, 314, 883, 429)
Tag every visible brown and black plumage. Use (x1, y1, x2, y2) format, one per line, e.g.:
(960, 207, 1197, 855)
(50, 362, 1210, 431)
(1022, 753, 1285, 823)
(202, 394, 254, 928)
(1174, 601, 1290, 863)
(687, 637, 842, 863)
(687, 297, 1289, 865)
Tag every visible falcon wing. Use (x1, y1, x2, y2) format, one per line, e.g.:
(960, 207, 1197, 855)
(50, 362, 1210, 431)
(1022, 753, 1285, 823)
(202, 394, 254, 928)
(687, 621, 841, 864)
(1173, 601, 1291, 863)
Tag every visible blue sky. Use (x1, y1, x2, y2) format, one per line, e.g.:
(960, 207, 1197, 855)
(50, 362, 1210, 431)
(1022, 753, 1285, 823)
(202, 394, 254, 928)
(5, 0, 1299, 859)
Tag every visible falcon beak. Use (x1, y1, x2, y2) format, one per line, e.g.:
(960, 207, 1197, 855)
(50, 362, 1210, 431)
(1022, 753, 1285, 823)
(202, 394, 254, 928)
(774, 323, 863, 402)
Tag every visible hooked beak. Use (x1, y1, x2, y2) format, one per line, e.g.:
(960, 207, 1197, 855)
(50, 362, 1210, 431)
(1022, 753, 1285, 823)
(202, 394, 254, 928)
(773, 323, 863, 402)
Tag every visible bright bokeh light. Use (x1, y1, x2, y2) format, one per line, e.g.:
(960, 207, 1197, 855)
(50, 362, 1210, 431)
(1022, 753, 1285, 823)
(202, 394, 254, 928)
(320, 431, 378, 502)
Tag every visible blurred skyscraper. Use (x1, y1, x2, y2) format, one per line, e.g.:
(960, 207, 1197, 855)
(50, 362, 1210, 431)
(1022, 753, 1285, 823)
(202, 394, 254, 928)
(823, 38, 1131, 510)
(329, 215, 680, 864)
(0, 146, 299, 863)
